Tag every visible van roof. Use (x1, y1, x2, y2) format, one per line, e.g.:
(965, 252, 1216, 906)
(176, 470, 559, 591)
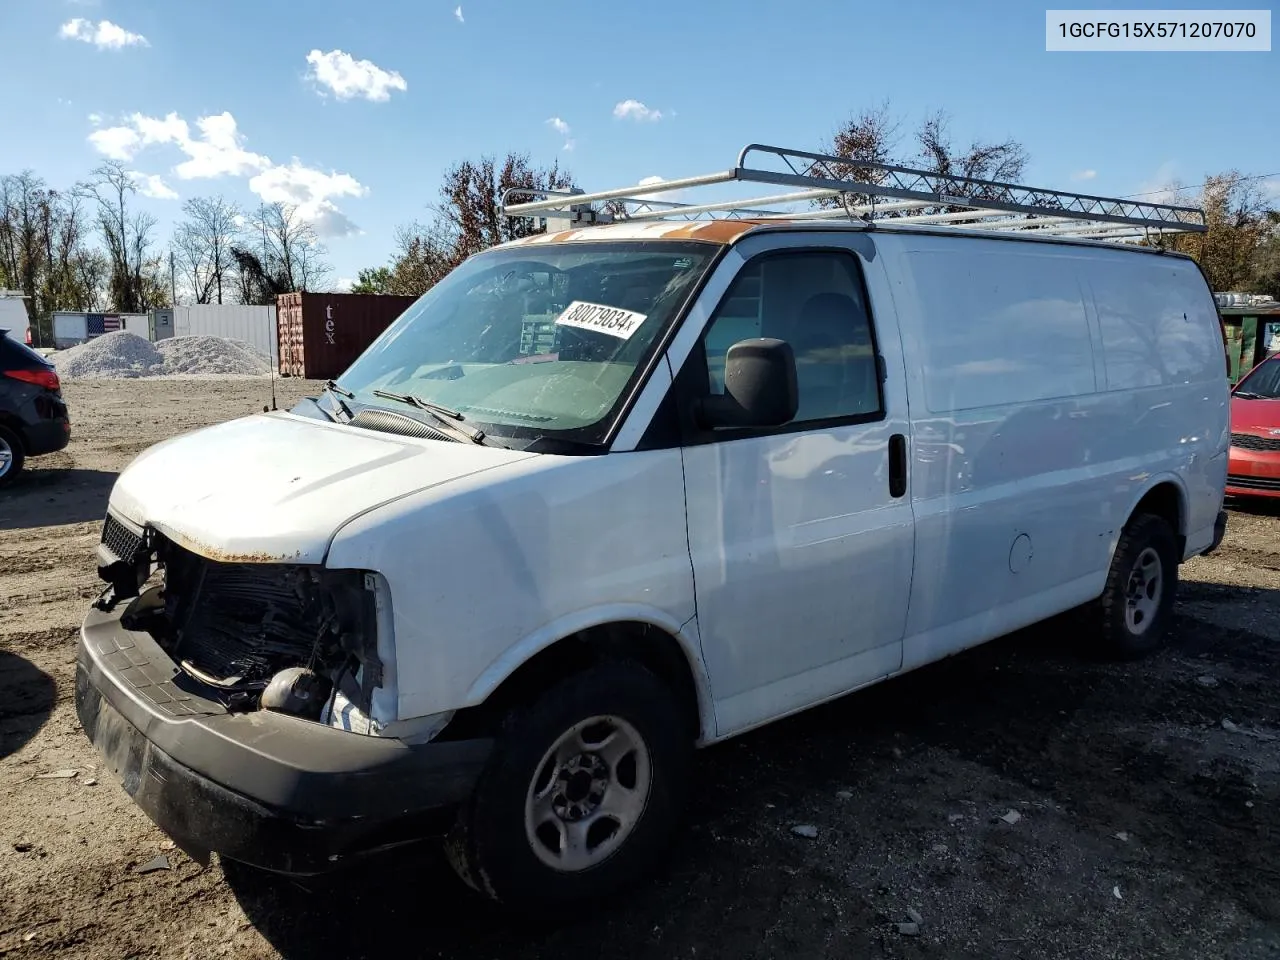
(498, 217, 1198, 261)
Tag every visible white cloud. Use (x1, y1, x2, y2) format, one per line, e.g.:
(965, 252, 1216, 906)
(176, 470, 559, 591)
(455, 6, 464, 23)
(248, 161, 367, 238)
(1262, 176, 1280, 200)
(132, 172, 178, 200)
(59, 18, 148, 49)
(1071, 169, 1097, 182)
(613, 99, 663, 122)
(546, 116, 570, 135)
(637, 175, 684, 203)
(88, 124, 141, 160)
(305, 49, 407, 102)
(86, 110, 366, 236)
(87, 112, 103, 126)
(90, 111, 269, 178)
(1135, 161, 1181, 205)
(562, 139, 576, 153)
(334, 277, 355, 292)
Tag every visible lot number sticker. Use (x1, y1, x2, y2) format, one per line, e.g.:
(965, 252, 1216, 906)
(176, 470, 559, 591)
(555, 301, 648, 340)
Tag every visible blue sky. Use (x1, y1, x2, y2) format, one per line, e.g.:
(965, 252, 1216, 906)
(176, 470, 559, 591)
(2, 0, 1277, 288)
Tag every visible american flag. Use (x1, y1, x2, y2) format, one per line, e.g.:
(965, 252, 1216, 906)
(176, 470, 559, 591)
(87, 315, 123, 336)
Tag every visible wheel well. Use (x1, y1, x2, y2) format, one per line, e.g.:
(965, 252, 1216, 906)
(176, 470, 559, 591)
(438, 622, 703, 743)
(1132, 482, 1186, 553)
(0, 415, 26, 450)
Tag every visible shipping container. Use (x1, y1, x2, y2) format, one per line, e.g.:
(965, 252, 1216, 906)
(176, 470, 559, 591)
(275, 293, 418, 380)
(172, 305, 278, 366)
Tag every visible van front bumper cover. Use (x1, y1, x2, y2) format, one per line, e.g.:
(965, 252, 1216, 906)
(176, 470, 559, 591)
(75, 606, 492, 876)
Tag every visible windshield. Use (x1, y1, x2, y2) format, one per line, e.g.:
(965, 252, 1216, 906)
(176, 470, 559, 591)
(1235, 356, 1280, 399)
(338, 241, 717, 447)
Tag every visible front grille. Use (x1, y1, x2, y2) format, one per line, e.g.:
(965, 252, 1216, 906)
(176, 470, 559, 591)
(1227, 474, 1280, 491)
(101, 513, 144, 564)
(163, 552, 333, 688)
(153, 543, 374, 694)
(1231, 432, 1280, 452)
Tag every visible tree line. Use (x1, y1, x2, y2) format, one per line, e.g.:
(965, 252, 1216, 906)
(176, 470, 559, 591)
(5, 105, 1277, 342)
(0, 159, 331, 341)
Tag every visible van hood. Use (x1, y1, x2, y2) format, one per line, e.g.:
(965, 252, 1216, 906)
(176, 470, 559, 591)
(108, 410, 535, 564)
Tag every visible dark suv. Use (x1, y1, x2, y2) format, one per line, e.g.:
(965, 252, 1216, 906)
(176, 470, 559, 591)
(0, 328, 70, 485)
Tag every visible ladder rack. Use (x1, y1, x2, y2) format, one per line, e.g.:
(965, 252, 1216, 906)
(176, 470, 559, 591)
(501, 143, 1206, 243)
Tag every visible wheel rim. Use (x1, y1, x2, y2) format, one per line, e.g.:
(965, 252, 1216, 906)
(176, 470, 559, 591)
(0, 436, 12, 479)
(1124, 546, 1163, 634)
(524, 715, 652, 872)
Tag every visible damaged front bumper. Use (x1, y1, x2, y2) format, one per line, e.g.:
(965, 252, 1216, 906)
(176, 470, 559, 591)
(75, 604, 492, 876)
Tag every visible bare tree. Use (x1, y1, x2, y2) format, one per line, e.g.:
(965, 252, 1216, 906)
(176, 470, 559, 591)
(83, 161, 158, 313)
(820, 104, 1028, 215)
(815, 102, 902, 208)
(230, 203, 331, 304)
(372, 152, 575, 298)
(173, 195, 241, 304)
(0, 172, 48, 321)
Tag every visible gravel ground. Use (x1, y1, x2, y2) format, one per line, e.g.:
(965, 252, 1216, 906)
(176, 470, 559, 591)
(1, 378, 1278, 960)
(52, 333, 270, 379)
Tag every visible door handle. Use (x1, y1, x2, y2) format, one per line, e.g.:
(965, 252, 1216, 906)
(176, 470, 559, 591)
(888, 434, 907, 498)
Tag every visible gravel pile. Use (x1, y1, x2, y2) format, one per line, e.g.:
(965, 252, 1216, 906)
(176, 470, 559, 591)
(52, 332, 165, 379)
(156, 336, 270, 376)
(52, 332, 271, 379)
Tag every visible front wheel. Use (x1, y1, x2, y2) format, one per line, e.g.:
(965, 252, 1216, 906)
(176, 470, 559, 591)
(1094, 512, 1179, 659)
(444, 661, 691, 908)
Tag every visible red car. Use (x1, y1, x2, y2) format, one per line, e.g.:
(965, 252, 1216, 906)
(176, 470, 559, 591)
(1227, 353, 1280, 499)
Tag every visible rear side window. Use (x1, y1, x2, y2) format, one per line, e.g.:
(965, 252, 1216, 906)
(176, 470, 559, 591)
(0, 335, 48, 369)
(1090, 258, 1222, 390)
(909, 249, 1095, 413)
(700, 251, 883, 423)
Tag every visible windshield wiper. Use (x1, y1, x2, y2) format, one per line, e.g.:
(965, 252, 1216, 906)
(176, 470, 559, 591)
(372, 389, 487, 444)
(321, 380, 354, 421)
(325, 379, 355, 398)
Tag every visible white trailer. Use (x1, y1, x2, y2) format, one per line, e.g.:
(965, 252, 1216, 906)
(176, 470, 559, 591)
(171, 305, 278, 366)
(52, 312, 148, 348)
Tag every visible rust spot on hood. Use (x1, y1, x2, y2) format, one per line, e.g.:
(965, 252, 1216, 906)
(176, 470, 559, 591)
(169, 531, 304, 564)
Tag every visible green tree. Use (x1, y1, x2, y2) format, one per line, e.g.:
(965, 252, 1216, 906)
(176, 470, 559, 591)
(349, 266, 392, 294)
(1152, 173, 1276, 292)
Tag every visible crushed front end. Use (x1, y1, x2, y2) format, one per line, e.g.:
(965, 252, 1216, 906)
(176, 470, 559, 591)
(76, 510, 492, 875)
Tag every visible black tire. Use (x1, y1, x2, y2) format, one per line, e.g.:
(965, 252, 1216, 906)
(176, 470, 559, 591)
(0, 425, 25, 488)
(1094, 512, 1179, 659)
(444, 661, 692, 909)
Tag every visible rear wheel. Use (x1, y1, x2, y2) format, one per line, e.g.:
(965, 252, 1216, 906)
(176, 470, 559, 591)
(0, 426, 24, 487)
(1094, 512, 1179, 659)
(444, 661, 691, 909)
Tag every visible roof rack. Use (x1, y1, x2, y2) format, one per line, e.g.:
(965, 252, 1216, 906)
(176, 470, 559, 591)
(501, 143, 1206, 243)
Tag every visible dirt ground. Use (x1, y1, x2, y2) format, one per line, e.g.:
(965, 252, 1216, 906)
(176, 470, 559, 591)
(2, 377, 1278, 960)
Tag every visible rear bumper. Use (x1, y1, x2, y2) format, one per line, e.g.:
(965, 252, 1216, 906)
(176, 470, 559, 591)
(23, 411, 70, 456)
(75, 604, 491, 876)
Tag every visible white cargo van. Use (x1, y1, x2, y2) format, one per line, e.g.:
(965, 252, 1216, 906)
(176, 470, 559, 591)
(76, 146, 1228, 908)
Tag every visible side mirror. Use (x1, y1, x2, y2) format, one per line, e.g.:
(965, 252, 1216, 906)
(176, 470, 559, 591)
(697, 337, 798, 429)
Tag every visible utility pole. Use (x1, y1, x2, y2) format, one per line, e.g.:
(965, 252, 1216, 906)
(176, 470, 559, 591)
(169, 249, 177, 307)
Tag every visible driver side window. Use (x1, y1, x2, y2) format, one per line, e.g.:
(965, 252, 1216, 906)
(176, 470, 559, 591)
(701, 250, 883, 423)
